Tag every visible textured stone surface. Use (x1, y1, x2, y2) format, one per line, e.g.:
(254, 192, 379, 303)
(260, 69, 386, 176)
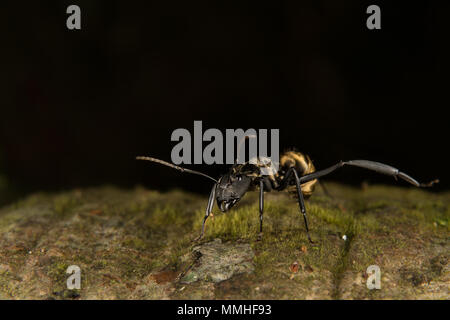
(0, 184, 448, 299)
(181, 239, 254, 283)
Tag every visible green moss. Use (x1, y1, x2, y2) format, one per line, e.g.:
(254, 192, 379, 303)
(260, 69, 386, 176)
(330, 222, 357, 299)
(52, 194, 80, 216)
(0, 272, 19, 298)
(122, 237, 148, 251)
(92, 260, 108, 270)
(47, 260, 70, 281)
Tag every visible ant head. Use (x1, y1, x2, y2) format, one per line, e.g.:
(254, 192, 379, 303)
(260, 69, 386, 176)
(215, 171, 252, 212)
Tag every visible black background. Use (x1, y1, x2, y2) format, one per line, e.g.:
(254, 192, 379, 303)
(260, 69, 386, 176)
(0, 1, 448, 203)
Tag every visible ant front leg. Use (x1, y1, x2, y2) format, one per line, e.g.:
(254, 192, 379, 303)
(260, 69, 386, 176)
(258, 180, 264, 241)
(195, 184, 216, 242)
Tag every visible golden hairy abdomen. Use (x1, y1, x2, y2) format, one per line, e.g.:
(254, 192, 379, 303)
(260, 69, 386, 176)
(279, 151, 317, 198)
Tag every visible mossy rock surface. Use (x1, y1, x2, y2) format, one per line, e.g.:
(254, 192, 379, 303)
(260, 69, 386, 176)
(181, 238, 254, 284)
(0, 184, 448, 299)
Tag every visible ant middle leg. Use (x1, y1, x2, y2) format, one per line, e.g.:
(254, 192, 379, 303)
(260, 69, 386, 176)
(276, 168, 315, 243)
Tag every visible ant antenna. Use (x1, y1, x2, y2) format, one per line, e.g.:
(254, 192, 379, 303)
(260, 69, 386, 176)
(136, 156, 218, 183)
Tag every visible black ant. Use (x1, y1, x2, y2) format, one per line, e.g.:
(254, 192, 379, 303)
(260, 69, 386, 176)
(137, 151, 438, 243)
